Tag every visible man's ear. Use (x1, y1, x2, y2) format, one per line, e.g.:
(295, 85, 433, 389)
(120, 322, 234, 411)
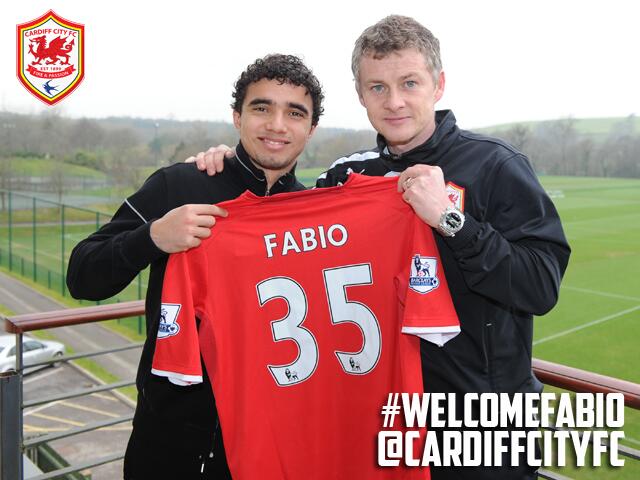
(233, 110, 241, 129)
(434, 71, 445, 102)
(356, 82, 366, 107)
(307, 125, 317, 140)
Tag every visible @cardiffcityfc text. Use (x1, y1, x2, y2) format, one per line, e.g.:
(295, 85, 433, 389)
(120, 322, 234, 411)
(378, 392, 626, 467)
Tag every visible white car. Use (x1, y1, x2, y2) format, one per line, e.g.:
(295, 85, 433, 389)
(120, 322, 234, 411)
(0, 335, 65, 374)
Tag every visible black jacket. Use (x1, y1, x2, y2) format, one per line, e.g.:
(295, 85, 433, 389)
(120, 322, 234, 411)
(66, 142, 305, 449)
(317, 110, 571, 397)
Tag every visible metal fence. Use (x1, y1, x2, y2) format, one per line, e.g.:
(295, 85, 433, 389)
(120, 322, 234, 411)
(0, 189, 146, 333)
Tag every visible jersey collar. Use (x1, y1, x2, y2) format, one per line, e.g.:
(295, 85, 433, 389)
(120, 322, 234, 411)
(232, 142, 301, 196)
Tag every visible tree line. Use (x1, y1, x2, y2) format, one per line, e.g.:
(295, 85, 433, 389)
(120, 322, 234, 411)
(0, 111, 376, 194)
(0, 111, 638, 197)
(494, 116, 639, 178)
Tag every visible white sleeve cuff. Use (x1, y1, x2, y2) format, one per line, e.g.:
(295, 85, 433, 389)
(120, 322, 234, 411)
(151, 368, 203, 386)
(402, 326, 461, 347)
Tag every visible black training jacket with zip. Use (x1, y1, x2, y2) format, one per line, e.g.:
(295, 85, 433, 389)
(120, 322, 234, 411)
(66, 142, 305, 476)
(317, 109, 571, 398)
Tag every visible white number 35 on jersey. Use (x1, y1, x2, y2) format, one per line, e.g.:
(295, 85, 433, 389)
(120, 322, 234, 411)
(256, 264, 382, 387)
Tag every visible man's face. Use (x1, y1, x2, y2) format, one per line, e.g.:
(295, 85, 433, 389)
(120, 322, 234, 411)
(357, 48, 444, 154)
(234, 78, 315, 175)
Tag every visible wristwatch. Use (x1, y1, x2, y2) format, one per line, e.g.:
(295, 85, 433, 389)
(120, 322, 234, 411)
(436, 206, 465, 237)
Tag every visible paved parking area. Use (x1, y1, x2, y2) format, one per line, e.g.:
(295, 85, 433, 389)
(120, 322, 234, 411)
(23, 363, 134, 479)
(1, 271, 140, 477)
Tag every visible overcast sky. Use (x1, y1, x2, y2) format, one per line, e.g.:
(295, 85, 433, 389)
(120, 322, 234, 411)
(2, 0, 638, 131)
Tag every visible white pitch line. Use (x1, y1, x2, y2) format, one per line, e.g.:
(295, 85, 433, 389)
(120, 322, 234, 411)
(534, 305, 640, 345)
(562, 285, 640, 303)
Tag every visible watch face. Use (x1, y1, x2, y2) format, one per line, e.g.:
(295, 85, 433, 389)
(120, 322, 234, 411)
(446, 212, 462, 228)
(438, 207, 464, 237)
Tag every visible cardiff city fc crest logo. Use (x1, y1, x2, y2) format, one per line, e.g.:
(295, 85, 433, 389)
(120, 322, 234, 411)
(409, 254, 440, 294)
(16, 10, 85, 106)
(157, 304, 181, 339)
(445, 182, 465, 212)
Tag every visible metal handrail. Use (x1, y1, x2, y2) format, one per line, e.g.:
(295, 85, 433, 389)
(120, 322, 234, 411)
(533, 358, 640, 409)
(4, 300, 145, 333)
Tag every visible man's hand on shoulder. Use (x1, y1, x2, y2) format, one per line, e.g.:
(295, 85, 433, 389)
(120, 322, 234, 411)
(185, 145, 235, 176)
(398, 165, 452, 228)
(150, 204, 228, 253)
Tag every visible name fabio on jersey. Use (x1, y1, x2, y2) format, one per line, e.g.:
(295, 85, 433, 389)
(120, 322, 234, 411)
(263, 224, 348, 258)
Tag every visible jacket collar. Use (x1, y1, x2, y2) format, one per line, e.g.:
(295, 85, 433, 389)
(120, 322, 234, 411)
(230, 141, 301, 195)
(376, 110, 460, 170)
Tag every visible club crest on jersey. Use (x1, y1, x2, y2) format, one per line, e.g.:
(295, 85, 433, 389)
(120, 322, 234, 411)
(16, 10, 85, 106)
(446, 182, 465, 212)
(157, 303, 181, 339)
(409, 255, 440, 294)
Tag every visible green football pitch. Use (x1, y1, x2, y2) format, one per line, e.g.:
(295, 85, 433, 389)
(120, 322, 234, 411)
(532, 176, 639, 478)
(1, 174, 638, 477)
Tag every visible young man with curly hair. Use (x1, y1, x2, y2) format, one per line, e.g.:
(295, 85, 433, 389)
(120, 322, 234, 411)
(67, 54, 323, 479)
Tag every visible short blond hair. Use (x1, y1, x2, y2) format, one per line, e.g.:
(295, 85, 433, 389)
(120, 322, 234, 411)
(352, 15, 442, 84)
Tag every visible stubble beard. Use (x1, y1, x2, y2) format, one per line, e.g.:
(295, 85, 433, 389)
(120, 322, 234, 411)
(251, 154, 297, 172)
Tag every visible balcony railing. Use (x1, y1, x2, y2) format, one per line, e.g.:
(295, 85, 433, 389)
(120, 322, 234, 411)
(2, 301, 640, 479)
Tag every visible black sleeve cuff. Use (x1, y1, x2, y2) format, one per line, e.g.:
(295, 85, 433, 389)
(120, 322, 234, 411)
(122, 221, 166, 270)
(442, 213, 482, 251)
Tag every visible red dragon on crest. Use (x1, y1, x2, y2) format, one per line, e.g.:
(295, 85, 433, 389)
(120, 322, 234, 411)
(28, 35, 75, 66)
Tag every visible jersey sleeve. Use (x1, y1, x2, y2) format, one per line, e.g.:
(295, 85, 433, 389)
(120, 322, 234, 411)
(151, 245, 210, 386)
(400, 216, 461, 346)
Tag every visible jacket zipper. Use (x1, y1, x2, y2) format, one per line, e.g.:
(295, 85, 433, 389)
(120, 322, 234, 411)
(200, 417, 220, 474)
(484, 322, 496, 391)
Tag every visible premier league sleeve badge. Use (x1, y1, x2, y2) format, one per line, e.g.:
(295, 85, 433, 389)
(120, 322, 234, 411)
(157, 304, 182, 339)
(409, 254, 440, 294)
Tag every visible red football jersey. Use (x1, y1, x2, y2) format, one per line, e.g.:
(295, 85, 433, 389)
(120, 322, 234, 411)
(152, 174, 460, 479)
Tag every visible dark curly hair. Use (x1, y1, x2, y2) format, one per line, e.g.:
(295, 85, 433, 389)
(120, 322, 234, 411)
(232, 54, 324, 126)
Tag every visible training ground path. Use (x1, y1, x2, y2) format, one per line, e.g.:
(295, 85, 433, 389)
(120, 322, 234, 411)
(0, 270, 141, 382)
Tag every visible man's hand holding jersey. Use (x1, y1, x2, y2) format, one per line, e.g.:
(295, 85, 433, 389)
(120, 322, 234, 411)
(397, 165, 454, 228)
(150, 204, 228, 253)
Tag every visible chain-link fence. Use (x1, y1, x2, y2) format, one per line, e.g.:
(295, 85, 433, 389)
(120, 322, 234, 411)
(0, 189, 146, 332)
